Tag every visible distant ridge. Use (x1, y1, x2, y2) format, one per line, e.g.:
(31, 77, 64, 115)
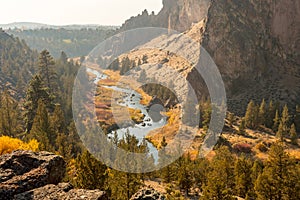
(0, 22, 119, 30)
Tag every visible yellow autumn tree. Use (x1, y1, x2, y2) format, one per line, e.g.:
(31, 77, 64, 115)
(0, 136, 39, 155)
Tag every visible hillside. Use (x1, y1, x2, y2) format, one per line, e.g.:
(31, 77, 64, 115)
(0, 29, 37, 98)
(6, 27, 116, 58)
(119, 0, 300, 114)
(0, 22, 118, 30)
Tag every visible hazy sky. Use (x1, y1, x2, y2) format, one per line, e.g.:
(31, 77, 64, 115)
(1, 0, 163, 25)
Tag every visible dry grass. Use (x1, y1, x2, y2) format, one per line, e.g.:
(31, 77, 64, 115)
(94, 86, 144, 130)
(146, 107, 181, 149)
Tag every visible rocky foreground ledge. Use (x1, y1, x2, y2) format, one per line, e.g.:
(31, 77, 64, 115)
(0, 150, 108, 200)
(0, 150, 165, 200)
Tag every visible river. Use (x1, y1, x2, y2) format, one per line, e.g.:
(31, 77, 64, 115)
(87, 68, 167, 162)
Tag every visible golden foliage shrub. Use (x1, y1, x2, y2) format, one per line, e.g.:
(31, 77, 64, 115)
(0, 136, 39, 155)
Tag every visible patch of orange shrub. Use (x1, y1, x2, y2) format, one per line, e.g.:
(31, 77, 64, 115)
(0, 136, 39, 155)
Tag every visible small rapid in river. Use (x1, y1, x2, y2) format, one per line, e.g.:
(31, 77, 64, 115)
(87, 68, 167, 162)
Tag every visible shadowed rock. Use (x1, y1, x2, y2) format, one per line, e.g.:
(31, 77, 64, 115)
(0, 150, 108, 200)
(130, 187, 165, 200)
(14, 183, 108, 200)
(0, 150, 65, 199)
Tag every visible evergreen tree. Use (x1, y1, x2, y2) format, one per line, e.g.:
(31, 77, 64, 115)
(266, 100, 276, 128)
(0, 90, 21, 137)
(245, 100, 259, 129)
(120, 56, 131, 75)
(290, 123, 298, 145)
(56, 132, 72, 160)
(24, 74, 52, 133)
(276, 105, 289, 140)
(247, 160, 263, 199)
(74, 150, 107, 190)
(255, 142, 300, 200)
(202, 146, 235, 200)
(272, 110, 280, 132)
(294, 105, 300, 133)
(108, 132, 144, 200)
(38, 50, 57, 94)
(258, 99, 267, 126)
(175, 154, 193, 197)
(234, 155, 252, 198)
(109, 58, 120, 71)
(159, 137, 173, 183)
(238, 118, 246, 135)
(51, 104, 66, 134)
(29, 100, 53, 151)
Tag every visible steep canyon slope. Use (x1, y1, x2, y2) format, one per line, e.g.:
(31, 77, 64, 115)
(120, 0, 300, 113)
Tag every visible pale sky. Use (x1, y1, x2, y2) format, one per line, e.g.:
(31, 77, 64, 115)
(0, 0, 163, 25)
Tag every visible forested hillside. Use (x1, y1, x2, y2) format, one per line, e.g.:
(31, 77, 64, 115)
(0, 29, 37, 98)
(7, 27, 116, 58)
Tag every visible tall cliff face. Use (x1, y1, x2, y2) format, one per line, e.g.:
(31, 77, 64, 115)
(202, 0, 300, 112)
(120, 0, 210, 32)
(271, 0, 300, 65)
(120, 0, 300, 113)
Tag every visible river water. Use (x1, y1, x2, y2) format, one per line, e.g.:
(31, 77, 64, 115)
(87, 68, 167, 162)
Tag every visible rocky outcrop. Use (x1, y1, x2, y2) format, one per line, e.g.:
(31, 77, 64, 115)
(271, 0, 300, 65)
(130, 187, 165, 200)
(120, 0, 300, 113)
(0, 151, 107, 200)
(14, 183, 108, 200)
(119, 0, 210, 32)
(0, 150, 65, 199)
(201, 0, 300, 112)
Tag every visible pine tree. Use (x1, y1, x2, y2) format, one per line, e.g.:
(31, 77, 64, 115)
(108, 132, 143, 200)
(255, 142, 300, 200)
(51, 104, 66, 134)
(159, 137, 173, 183)
(56, 132, 72, 160)
(247, 160, 263, 199)
(234, 155, 253, 198)
(29, 100, 53, 151)
(245, 100, 259, 129)
(38, 50, 57, 94)
(266, 100, 276, 128)
(272, 109, 280, 132)
(24, 74, 53, 133)
(276, 105, 289, 140)
(258, 99, 267, 126)
(0, 90, 21, 137)
(238, 118, 246, 135)
(290, 123, 298, 145)
(74, 150, 107, 190)
(176, 154, 193, 197)
(294, 105, 300, 133)
(202, 146, 235, 200)
(120, 56, 131, 75)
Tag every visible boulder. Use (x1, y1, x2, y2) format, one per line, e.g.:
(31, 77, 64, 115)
(14, 183, 108, 200)
(0, 150, 108, 200)
(130, 187, 165, 200)
(0, 150, 65, 199)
